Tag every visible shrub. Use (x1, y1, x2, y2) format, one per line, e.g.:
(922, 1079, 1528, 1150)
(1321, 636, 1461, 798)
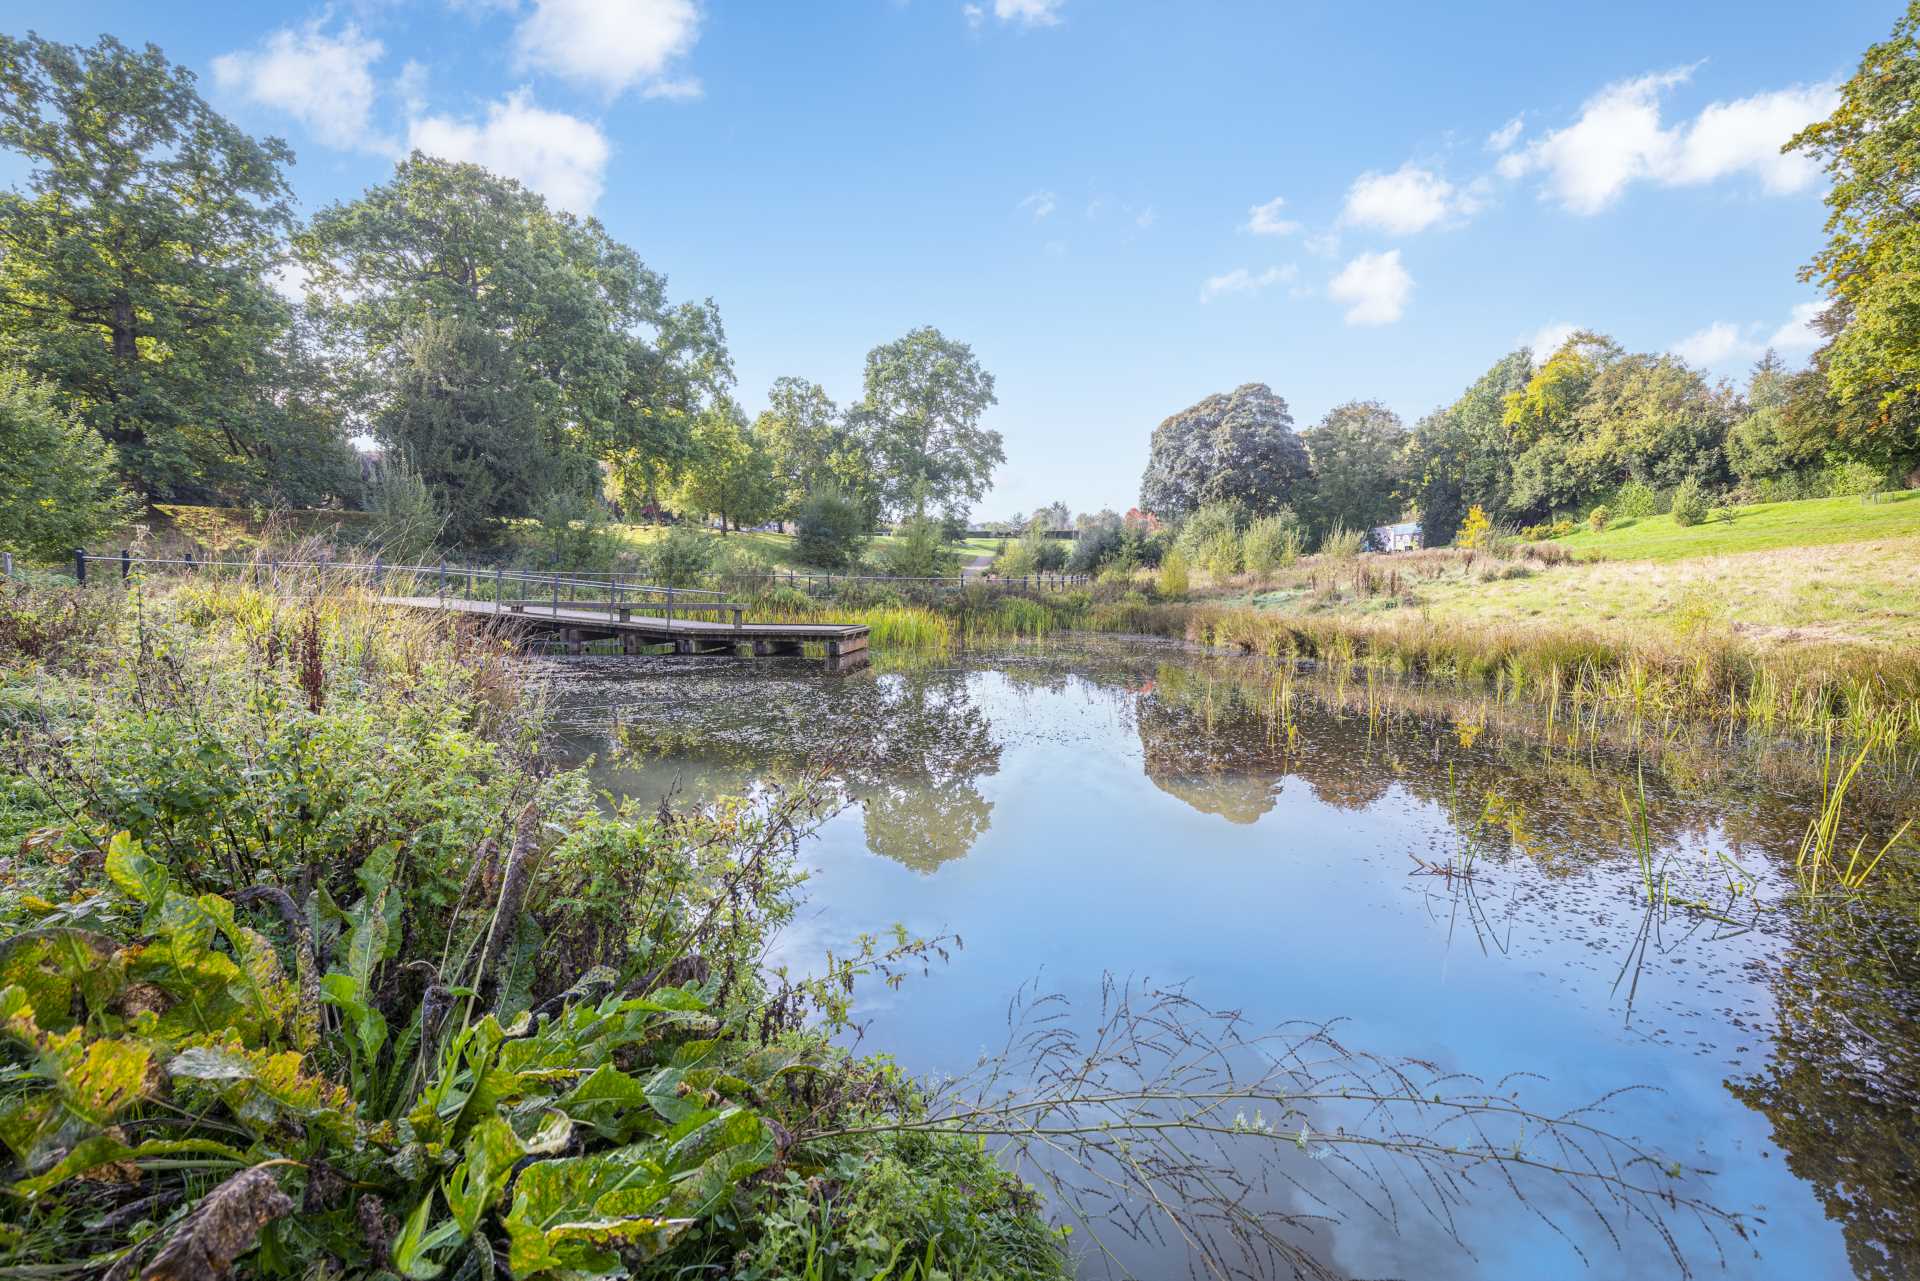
(1197, 529, 1244, 577)
(530, 488, 620, 570)
(368, 452, 445, 564)
(1669, 477, 1710, 527)
(792, 489, 871, 569)
(649, 524, 720, 586)
(1029, 533, 1069, 572)
(1173, 501, 1245, 566)
(1613, 480, 1659, 520)
(995, 538, 1036, 577)
(1551, 519, 1576, 538)
(1243, 511, 1303, 574)
(1318, 525, 1365, 560)
(1455, 504, 1492, 551)
(1826, 460, 1891, 499)
(875, 512, 959, 578)
(1067, 525, 1122, 574)
(1159, 548, 1190, 595)
(0, 369, 137, 560)
(1587, 505, 1611, 533)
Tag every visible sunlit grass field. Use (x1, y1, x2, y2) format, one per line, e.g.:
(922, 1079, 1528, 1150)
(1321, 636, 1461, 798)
(1548, 489, 1920, 562)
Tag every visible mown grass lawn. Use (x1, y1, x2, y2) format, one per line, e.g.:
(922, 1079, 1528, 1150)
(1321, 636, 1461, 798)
(1550, 489, 1920, 562)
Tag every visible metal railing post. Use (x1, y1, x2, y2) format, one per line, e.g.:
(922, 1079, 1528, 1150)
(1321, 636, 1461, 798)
(438, 559, 447, 603)
(121, 548, 132, 582)
(73, 548, 86, 585)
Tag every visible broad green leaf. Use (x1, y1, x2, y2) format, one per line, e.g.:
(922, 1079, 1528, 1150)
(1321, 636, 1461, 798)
(444, 1116, 524, 1235)
(0, 930, 120, 1033)
(104, 831, 167, 908)
(560, 1065, 663, 1143)
(501, 1147, 689, 1278)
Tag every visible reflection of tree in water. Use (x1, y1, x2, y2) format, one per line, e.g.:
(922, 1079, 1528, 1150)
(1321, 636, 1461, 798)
(1728, 899, 1920, 1280)
(850, 675, 999, 872)
(581, 665, 1003, 873)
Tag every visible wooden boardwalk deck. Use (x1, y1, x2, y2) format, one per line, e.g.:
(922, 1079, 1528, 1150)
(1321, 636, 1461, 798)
(381, 595, 870, 668)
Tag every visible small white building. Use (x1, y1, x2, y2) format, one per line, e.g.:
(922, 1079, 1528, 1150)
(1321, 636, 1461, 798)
(1373, 521, 1422, 552)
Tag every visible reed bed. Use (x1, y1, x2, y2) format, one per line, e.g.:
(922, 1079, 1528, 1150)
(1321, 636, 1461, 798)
(1176, 604, 1920, 756)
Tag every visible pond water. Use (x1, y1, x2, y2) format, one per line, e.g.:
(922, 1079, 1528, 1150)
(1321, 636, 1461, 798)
(536, 637, 1920, 1281)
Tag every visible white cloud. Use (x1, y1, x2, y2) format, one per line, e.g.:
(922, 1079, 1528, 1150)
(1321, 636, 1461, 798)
(1670, 299, 1834, 369)
(1342, 164, 1479, 235)
(963, 4, 986, 29)
(1328, 250, 1411, 326)
(513, 0, 701, 98)
(213, 22, 386, 150)
(1499, 67, 1838, 214)
(1767, 299, 1832, 353)
(1243, 196, 1300, 236)
(991, 0, 1064, 25)
(1135, 206, 1157, 230)
(408, 90, 611, 212)
(1018, 190, 1057, 220)
(1524, 321, 1579, 358)
(1670, 84, 1838, 193)
(396, 60, 429, 117)
(1672, 321, 1745, 367)
(1486, 115, 1524, 152)
(1303, 229, 1341, 258)
(1199, 265, 1297, 302)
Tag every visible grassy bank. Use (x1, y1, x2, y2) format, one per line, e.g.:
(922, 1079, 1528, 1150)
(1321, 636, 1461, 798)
(726, 549, 1920, 754)
(1548, 489, 1920, 562)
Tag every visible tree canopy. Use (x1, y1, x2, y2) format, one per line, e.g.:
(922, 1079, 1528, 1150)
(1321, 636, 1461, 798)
(1300, 400, 1408, 537)
(1786, 1, 1920, 476)
(1139, 383, 1309, 521)
(0, 32, 347, 502)
(854, 327, 1003, 519)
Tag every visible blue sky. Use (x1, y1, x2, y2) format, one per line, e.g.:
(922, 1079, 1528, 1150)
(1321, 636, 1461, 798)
(6, 1, 1892, 517)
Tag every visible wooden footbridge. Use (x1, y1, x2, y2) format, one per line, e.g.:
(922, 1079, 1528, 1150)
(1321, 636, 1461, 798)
(69, 551, 870, 671)
(385, 593, 870, 669)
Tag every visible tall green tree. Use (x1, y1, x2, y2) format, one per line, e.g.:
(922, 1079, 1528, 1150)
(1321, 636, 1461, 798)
(1404, 351, 1530, 546)
(755, 376, 874, 521)
(0, 369, 136, 558)
(302, 154, 731, 533)
(672, 401, 781, 533)
(1139, 383, 1309, 520)
(1786, 4, 1920, 475)
(377, 318, 542, 547)
(1300, 401, 1408, 537)
(854, 327, 1003, 518)
(0, 33, 305, 501)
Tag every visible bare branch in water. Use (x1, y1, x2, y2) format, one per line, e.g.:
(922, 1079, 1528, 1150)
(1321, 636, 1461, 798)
(803, 976, 1746, 1280)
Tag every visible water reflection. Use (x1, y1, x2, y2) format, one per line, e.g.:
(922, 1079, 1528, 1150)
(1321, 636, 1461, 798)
(1729, 898, 1920, 1279)
(533, 640, 1920, 1279)
(546, 658, 1002, 870)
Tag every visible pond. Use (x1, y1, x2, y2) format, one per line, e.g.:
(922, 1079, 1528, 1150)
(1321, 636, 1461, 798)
(536, 636, 1920, 1281)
